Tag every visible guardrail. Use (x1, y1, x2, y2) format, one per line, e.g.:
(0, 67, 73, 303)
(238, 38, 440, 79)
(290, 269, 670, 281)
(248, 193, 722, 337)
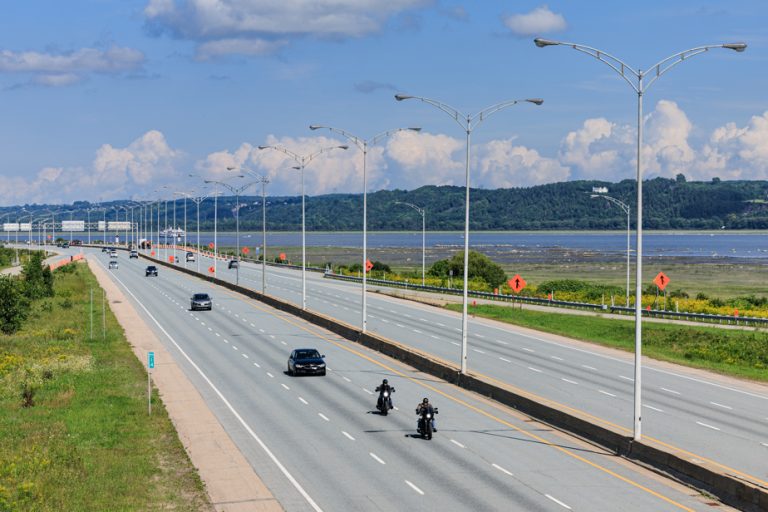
(323, 273, 768, 327)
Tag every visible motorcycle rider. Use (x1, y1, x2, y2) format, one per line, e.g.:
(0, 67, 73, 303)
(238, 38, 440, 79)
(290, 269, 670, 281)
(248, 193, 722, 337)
(416, 397, 437, 432)
(375, 379, 394, 411)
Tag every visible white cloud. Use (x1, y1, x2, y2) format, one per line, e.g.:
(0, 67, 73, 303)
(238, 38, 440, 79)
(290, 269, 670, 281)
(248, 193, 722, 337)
(386, 130, 463, 187)
(504, 5, 566, 36)
(144, 0, 432, 58)
(559, 117, 634, 178)
(696, 111, 768, 180)
(477, 138, 570, 187)
(0, 45, 144, 86)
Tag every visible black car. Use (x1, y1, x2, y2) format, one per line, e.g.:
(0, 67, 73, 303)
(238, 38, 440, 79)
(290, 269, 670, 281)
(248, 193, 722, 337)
(287, 348, 326, 376)
(145, 265, 158, 277)
(190, 293, 212, 311)
(228, 259, 239, 269)
(101, 247, 109, 253)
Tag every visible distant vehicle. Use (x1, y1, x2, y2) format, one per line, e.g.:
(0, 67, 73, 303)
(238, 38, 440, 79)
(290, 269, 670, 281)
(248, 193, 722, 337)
(186, 252, 195, 262)
(129, 250, 138, 259)
(108, 260, 119, 270)
(71, 240, 82, 246)
(228, 259, 239, 269)
(190, 293, 212, 311)
(109, 251, 118, 259)
(101, 247, 109, 253)
(287, 348, 326, 376)
(61, 243, 69, 249)
(145, 265, 158, 277)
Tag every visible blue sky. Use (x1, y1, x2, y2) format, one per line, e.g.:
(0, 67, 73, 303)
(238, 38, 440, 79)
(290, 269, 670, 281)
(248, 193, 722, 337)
(0, 1, 765, 206)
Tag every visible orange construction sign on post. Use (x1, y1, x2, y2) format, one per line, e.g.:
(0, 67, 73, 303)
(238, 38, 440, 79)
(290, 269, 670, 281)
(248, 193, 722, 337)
(208, 242, 215, 249)
(241, 247, 250, 255)
(508, 274, 526, 293)
(208, 266, 215, 274)
(653, 271, 670, 291)
(279, 252, 286, 261)
(365, 259, 374, 272)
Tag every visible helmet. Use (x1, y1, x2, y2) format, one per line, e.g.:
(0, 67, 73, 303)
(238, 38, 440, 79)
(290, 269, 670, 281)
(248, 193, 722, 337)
(383, 379, 388, 384)
(422, 398, 429, 404)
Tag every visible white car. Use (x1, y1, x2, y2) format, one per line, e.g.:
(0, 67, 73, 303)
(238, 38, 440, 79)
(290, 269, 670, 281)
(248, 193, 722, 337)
(186, 252, 195, 262)
(108, 260, 119, 270)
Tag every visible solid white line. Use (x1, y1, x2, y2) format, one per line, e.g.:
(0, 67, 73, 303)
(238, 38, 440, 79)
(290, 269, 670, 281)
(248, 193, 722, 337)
(561, 378, 579, 385)
(369, 452, 386, 465)
(598, 390, 616, 397)
(545, 494, 572, 510)
(710, 401, 733, 410)
(696, 421, 721, 431)
(103, 266, 324, 512)
(581, 365, 597, 371)
(643, 404, 663, 412)
(299, 397, 308, 405)
(527, 366, 542, 373)
(450, 439, 465, 448)
(405, 480, 424, 495)
(342, 431, 355, 441)
(661, 387, 681, 395)
(499, 357, 511, 363)
(492, 463, 514, 476)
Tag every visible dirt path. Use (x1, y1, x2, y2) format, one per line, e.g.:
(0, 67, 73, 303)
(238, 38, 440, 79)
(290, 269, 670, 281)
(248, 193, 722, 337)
(87, 256, 283, 512)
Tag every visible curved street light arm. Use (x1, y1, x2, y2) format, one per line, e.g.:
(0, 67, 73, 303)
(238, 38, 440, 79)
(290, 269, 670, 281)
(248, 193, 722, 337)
(395, 94, 467, 131)
(472, 98, 543, 128)
(394, 200, 424, 216)
(309, 125, 366, 151)
(643, 44, 745, 91)
(259, 144, 348, 167)
(591, 194, 630, 215)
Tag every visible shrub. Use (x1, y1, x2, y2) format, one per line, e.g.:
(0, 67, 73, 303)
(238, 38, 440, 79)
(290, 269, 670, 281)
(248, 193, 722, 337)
(429, 251, 507, 289)
(0, 276, 30, 334)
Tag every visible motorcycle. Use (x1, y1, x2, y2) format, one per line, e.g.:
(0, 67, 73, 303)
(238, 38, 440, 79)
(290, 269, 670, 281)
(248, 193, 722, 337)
(376, 388, 395, 415)
(417, 407, 438, 440)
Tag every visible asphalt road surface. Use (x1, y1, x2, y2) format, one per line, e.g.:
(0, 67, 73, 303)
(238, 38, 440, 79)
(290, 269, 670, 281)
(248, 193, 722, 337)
(70, 245, 740, 511)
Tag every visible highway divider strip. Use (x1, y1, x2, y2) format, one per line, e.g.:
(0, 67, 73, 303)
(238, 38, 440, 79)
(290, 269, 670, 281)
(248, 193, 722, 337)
(139, 250, 768, 512)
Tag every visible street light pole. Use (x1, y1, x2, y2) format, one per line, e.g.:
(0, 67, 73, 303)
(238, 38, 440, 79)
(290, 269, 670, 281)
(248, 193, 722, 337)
(395, 94, 543, 374)
(309, 125, 420, 333)
(258, 144, 349, 310)
(394, 201, 426, 286)
(206, 176, 253, 285)
(591, 194, 631, 307)
(535, 37, 747, 441)
(234, 169, 270, 293)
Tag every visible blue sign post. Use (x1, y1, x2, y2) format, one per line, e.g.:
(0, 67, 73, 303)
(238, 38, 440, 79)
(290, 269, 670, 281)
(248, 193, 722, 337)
(147, 351, 154, 415)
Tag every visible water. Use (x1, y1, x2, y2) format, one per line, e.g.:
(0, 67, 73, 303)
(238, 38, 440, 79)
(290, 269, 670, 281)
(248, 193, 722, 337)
(11, 230, 767, 259)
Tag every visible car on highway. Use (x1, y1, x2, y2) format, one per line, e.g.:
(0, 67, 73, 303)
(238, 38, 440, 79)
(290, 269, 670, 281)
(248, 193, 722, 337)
(190, 293, 212, 311)
(287, 348, 326, 376)
(109, 251, 118, 259)
(129, 250, 138, 259)
(61, 242, 69, 249)
(186, 252, 195, 262)
(101, 247, 109, 253)
(108, 260, 119, 270)
(228, 259, 239, 269)
(145, 265, 158, 277)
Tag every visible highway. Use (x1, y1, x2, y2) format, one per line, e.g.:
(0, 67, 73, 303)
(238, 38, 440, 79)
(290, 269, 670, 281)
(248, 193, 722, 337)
(84, 246, 728, 511)
(162, 247, 768, 488)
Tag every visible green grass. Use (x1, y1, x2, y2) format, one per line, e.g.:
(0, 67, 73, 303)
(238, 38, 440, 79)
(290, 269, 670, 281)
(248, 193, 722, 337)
(0, 264, 211, 511)
(447, 303, 768, 382)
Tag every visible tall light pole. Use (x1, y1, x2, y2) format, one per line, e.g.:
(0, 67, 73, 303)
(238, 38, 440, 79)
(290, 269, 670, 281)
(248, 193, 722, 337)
(591, 193, 631, 307)
(258, 144, 348, 311)
(395, 94, 543, 374)
(309, 125, 420, 333)
(535, 37, 747, 441)
(205, 176, 252, 285)
(233, 168, 270, 294)
(395, 201, 426, 286)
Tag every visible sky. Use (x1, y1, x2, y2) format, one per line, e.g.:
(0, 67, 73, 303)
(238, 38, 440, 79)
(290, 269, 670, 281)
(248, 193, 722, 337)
(0, 0, 766, 206)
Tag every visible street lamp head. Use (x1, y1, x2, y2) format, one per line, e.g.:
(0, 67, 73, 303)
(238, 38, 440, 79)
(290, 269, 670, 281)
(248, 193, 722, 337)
(338, 145, 349, 150)
(409, 127, 422, 132)
(723, 42, 747, 52)
(394, 94, 413, 101)
(526, 98, 544, 106)
(309, 125, 324, 130)
(534, 38, 560, 48)
(227, 166, 237, 171)
(257, 145, 271, 150)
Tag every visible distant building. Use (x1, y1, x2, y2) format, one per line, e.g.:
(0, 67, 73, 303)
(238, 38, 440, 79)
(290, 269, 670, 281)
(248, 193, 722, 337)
(592, 187, 608, 194)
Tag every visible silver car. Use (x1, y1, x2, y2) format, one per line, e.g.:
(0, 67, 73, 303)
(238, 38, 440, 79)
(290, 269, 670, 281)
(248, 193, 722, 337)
(108, 260, 119, 270)
(190, 293, 212, 311)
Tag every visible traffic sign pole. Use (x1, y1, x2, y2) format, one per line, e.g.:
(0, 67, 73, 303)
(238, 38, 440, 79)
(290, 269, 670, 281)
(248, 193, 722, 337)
(148, 351, 155, 415)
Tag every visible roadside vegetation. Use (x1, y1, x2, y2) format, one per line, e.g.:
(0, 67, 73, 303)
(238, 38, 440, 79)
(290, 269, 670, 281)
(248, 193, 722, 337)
(447, 303, 768, 382)
(0, 246, 42, 273)
(0, 260, 210, 511)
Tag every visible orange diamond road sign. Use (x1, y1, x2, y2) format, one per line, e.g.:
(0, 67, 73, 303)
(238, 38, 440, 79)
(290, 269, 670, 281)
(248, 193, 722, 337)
(508, 274, 526, 293)
(242, 247, 250, 254)
(365, 259, 374, 272)
(208, 266, 215, 274)
(208, 242, 215, 249)
(653, 271, 670, 291)
(279, 252, 286, 261)
(150, 250, 155, 256)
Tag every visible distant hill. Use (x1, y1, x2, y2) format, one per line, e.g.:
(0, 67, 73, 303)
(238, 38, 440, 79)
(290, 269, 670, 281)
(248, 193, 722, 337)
(5, 176, 768, 231)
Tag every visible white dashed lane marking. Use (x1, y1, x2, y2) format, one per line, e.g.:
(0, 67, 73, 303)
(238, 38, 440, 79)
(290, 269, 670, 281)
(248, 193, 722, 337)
(298, 397, 308, 405)
(710, 402, 732, 410)
(450, 439, 465, 448)
(561, 378, 578, 385)
(598, 390, 616, 397)
(696, 421, 721, 431)
(405, 480, 424, 495)
(369, 453, 386, 465)
(342, 431, 355, 441)
(318, 413, 330, 422)
(662, 387, 681, 395)
(492, 463, 514, 477)
(545, 494, 572, 510)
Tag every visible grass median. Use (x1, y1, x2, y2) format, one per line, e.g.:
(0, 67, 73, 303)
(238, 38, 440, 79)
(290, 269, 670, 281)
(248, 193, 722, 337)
(447, 303, 768, 382)
(0, 263, 211, 511)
